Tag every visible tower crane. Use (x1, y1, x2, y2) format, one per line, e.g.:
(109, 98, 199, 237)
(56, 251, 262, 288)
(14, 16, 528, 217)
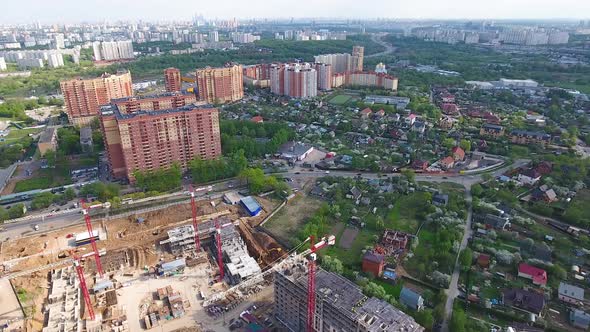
(188, 185, 202, 252)
(71, 250, 95, 321)
(215, 218, 224, 282)
(81, 200, 104, 277)
(306, 235, 336, 332)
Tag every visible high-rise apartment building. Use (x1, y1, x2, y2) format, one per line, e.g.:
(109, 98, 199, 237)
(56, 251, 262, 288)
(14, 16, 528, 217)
(60, 71, 133, 125)
(110, 92, 198, 114)
(196, 64, 244, 104)
(243, 64, 272, 88)
(93, 41, 134, 61)
(351, 45, 364, 71)
(0, 57, 6, 71)
(164, 67, 182, 92)
(315, 63, 332, 91)
(270, 63, 317, 98)
(314, 46, 364, 73)
(209, 31, 219, 42)
(332, 71, 398, 91)
(274, 265, 424, 332)
(100, 103, 221, 181)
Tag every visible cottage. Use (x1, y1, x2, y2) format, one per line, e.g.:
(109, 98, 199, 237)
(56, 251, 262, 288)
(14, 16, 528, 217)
(518, 263, 547, 286)
(452, 146, 465, 161)
(441, 103, 459, 114)
(440, 156, 455, 170)
(558, 282, 585, 305)
(412, 121, 426, 134)
(251, 115, 264, 123)
(411, 160, 429, 171)
(484, 214, 511, 230)
(502, 288, 545, 315)
(360, 107, 373, 118)
(534, 161, 553, 176)
(362, 251, 385, 277)
(477, 254, 490, 268)
(349, 186, 362, 201)
(400, 287, 424, 311)
(531, 188, 557, 203)
(510, 130, 551, 146)
(517, 169, 542, 186)
(375, 109, 386, 117)
(570, 310, 590, 330)
(405, 114, 417, 126)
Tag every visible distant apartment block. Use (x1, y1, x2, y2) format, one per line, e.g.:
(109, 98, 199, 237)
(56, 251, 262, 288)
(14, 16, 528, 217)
(99, 103, 221, 182)
(332, 71, 398, 91)
(164, 67, 182, 92)
(196, 64, 244, 104)
(92, 40, 134, 62)
(314, 46, 364, 73)
(242, 64, 271, 88)
(110, 92, 198, 114)
(230, 32, 260, 44)
(315, 63, 332, 90)
(60, 71, 133, 125)
(269, 63, 317, 98)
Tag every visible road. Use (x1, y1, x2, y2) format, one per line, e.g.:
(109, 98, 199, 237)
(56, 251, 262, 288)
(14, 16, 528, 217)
(365, 33, 396, 58)
(441, 188, 473, 332)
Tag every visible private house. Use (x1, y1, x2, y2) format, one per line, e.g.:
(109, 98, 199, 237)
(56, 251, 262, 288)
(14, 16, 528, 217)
(452, 146, 465, 161)
(517, 169, 542, 186)
(362, 251, 385, 277)
(411, 160, 429, 171)
(412, 121, 426, 134)
(502, 288, 545, 315)
(531, 187, 557, 203)
(484, 214, 510, 230)
(405, 114, 417, 126)
(360, 108, 373, 118)
(440, 156, 455, 170)
(477, 254, 491, 269)
(349, 186, 362, 201)
(251, 115, 264, 123)
(400, 287, 425, 311)
(438, 116, 456, 129)
(441, 103, 459, 115)
(509, 130, 551, 146)
(558, 282, 585, 305)
(534, 161, 553, 176)
(518, 263, 548, 286)
(479, 123, 505, 138)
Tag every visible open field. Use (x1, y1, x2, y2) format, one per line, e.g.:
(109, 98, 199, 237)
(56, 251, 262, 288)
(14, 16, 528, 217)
(263, 194, 323, 246)
(0, 128, 40, 147)
(328, 94, 353, 105)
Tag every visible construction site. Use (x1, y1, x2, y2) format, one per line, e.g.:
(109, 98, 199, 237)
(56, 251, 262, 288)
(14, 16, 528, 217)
(0, 191, 288, 332)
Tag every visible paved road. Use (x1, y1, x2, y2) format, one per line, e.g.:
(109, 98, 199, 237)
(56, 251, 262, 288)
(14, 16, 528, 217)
(441, 188, 473, 332)
(365, 33, 396, 58)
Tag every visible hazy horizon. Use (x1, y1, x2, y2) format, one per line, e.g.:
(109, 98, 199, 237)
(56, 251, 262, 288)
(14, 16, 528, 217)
(1, 0, 589, 24)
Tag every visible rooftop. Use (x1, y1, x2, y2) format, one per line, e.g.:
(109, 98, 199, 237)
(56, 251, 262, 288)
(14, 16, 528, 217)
(100, 103, 216, 121)
(38, 127, 56, 144)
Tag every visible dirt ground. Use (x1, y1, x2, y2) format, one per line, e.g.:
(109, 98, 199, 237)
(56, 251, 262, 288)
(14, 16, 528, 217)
(338, 228, 360, 249)
(262, 194, 323, 246)
(2, 194, 280, 331)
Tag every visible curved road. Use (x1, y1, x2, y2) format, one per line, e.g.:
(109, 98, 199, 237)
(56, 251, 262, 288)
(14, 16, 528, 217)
(366, 33, 396, 59)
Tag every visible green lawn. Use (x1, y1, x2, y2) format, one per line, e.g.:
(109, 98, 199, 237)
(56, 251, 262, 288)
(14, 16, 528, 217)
(0, 128, 42, 147)
(328, 94, 353, 105)
(264, 195, 323, 246)
(324, 229, 376, 268)
(13, 169, 72, 192)
(563, 189, 590, 226)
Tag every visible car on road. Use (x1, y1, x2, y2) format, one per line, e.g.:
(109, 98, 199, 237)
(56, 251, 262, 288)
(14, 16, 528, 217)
(295, 171, 301, 174)
(33, 224, 39, 231)
(325, 171, 330, 174)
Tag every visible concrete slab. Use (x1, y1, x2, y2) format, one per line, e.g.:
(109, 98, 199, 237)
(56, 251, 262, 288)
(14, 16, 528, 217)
(0, 278, 24, 331)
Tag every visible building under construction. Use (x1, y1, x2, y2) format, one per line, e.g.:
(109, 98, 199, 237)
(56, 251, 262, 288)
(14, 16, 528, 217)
(219, 222, 262, 285)
(43, 267, 83, 332)
(274, 263, 424, 332)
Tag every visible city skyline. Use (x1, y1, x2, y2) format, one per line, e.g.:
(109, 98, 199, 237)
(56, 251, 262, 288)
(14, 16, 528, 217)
(1, 0, 590, 24)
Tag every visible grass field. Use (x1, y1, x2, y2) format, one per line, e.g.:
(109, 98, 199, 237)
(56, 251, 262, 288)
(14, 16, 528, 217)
(263, 195, 323, 246)
(13, 169, 72, 193)
(0, 128, 41, 147)
(328, 94, 353, 105)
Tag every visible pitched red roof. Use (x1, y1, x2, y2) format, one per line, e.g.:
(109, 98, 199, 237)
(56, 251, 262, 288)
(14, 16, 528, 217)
(519, 263, 547, 286)
(360, 107, 373, 115)
(441, 156, 455, 166)
(251, 115, 264, 123)
(452, 146, 465, 160)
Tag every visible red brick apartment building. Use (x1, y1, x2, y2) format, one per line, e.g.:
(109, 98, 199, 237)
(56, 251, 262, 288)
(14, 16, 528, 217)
(60, 70, 133, 125)
(111, 92, 199, 113)
(100, 103, 221, 182)
(164, 67, 182, 92)
(195, 64, 244, 104)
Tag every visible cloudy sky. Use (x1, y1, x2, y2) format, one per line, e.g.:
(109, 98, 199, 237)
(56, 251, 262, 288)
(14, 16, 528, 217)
(1, 0, 589, 23)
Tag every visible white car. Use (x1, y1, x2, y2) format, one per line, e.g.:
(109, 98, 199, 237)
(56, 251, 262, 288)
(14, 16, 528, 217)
(325, 171, 330, 174)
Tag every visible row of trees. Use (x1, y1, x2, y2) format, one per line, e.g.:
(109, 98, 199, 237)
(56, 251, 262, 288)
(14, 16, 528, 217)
(31, 188, 76, 210)
(0, 204, 25, 222)
(134, 163, 182, 192)
(220, 120, 294, 158)
(189, 150, 248, 183)
(238, 168, 291, 198)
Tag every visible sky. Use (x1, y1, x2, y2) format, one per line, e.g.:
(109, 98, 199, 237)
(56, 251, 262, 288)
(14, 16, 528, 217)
(1, 0, 589, 24)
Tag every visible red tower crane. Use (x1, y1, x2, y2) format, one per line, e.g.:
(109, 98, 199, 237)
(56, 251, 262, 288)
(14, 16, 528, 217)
(215, 218, 224, 282)
(189, 186, 202, 252)
(306, 234, 336, 332)
(71, 251, 95, 321)
(81, 200, 104, 277)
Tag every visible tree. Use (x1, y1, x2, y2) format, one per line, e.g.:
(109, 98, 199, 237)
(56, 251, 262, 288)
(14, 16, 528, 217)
(414, 310, 434, 330)
(8, 204, 25, 219)
(450, 307, 467, 332)
(134, 163, 181, 192)
(459, 248, 473, 271)
(442, 138, 456, 150)
(459, 139, 471, 152)
(44, 150, 56, 167)
(471, 184, 484, 197)
(321, 256, 344, 274)
(401, 169, 416, 183)
(31, 192, 56, 210)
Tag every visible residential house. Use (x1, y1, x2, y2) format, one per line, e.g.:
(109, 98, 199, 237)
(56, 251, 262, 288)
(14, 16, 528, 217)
(484, 214, 510, 230)
(432, 193, 449, 206)
(558, 282, 585, 305)
(531, 187, 557, 203)
(518, 263, 548, 286)
(360, 107, 373, 118)
(477, 254, 490, 268)
(479, 123, 505, 138)
(440, 93, 455, 103)
(452, 146, 465, 161)
(502, 288, 545, 315)
(510, 130, 551, 146)
(411, 160, 429, 171)
(405, 114, 417, 126)
(375, 109, 386, 118)
(349, 186, 362, 201)
(441, 103, 459, 115)
(440, 156, 455, 170)
(517, 169, 542, 186)
(400, 287, 425, 311)
(362, 251, 385, 277)
(379, 230, 411, 255)
(412, 121, 426, 134)
(570, 310, 590, 330)
(533, 161, 553, 176)
(439, 116, 456, 129)
(251, 115, 264, 123)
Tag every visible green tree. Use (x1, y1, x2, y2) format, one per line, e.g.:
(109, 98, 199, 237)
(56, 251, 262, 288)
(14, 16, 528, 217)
(459, 248, 473, 271)
(321, 256, 344, 274)
(31, 192, 56, 210)
(401, 169, 416, 183)
(459, 139, 471, 152)
(8, 204, 25, 219)
(450, 307, 467, 332)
